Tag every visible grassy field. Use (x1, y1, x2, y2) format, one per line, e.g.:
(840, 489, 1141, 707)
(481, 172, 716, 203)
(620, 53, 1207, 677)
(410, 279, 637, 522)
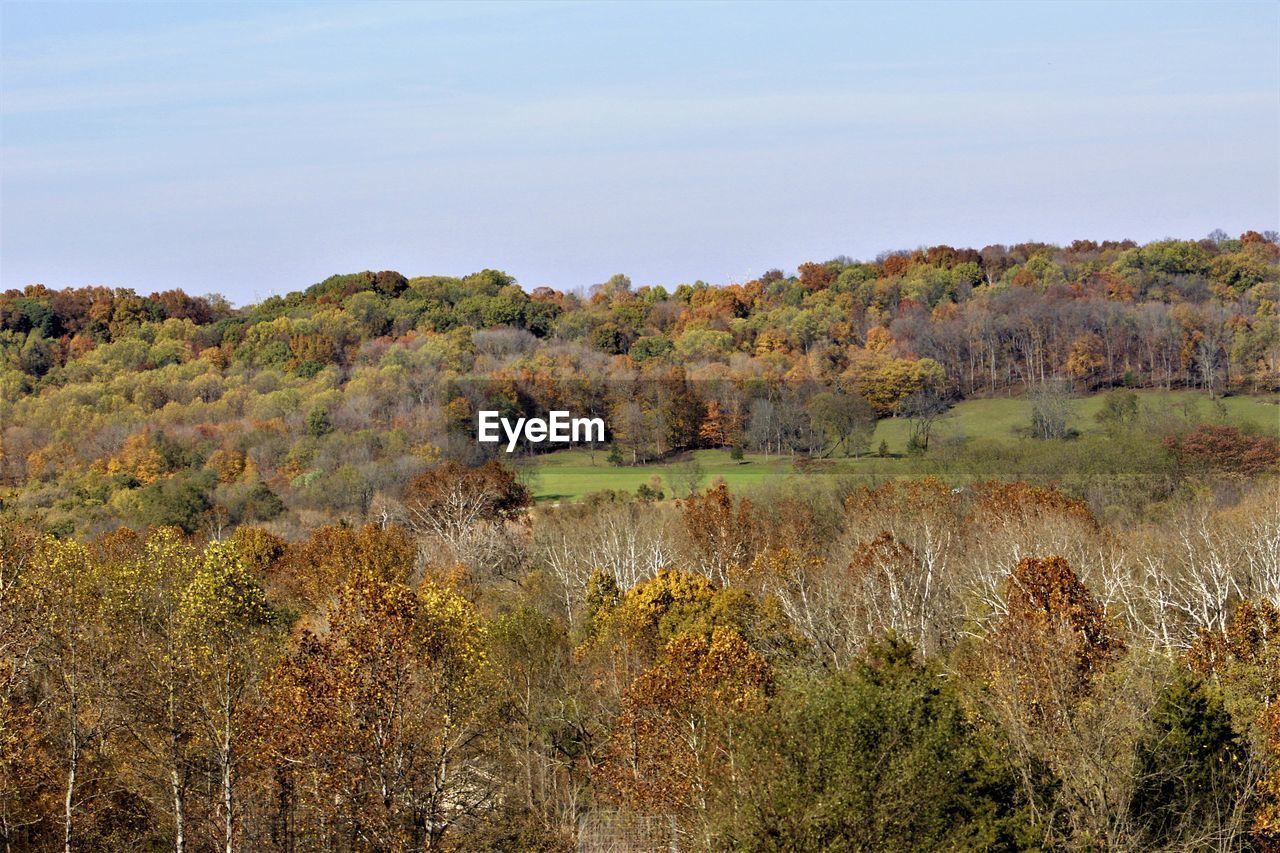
(522, 448, 793, 503)
(523, 390, 1280, 503)
(872, 389, 1280, 450)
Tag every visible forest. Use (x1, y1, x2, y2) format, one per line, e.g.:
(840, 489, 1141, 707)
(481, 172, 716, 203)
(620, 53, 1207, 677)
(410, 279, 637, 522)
(1, 231, 1279, 850)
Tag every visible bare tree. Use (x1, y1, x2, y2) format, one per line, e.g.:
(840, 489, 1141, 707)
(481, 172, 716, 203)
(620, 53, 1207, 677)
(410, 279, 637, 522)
(1030, 381, 1074, 440)
(897, 390, 949, 452)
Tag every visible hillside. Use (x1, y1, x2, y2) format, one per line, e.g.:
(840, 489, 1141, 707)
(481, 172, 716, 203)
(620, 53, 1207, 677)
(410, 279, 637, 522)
(2, 233, 1278, 536)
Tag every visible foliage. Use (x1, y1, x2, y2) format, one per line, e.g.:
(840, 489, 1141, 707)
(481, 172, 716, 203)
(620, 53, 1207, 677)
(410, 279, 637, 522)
(0, 477, 1276, 849)
(1, 232, 1276, 536)
(1163, 424, 1280, 477)
(602, 628, 773, 820)
(712, 638, 1037, 851)
(1129, 674, 1251, 848)
(1, 231, 1278, 848)
(257, 571, 494, 849)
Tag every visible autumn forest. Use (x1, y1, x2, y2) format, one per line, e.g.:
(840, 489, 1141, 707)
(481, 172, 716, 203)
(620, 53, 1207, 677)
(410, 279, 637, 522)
(2, 232, 1279, 850)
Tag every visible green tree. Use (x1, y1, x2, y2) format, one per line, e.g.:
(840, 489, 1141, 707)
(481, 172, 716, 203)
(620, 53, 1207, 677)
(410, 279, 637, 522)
(1129, 674, 1251, 848)
(305, 406, 334, 438)
(1094, 389, 1139, 432)
(134, 473, 214, 533)
(713, 638, 1036, 851)
(238, 481, 285, 522)
(18, 329, 55, 376)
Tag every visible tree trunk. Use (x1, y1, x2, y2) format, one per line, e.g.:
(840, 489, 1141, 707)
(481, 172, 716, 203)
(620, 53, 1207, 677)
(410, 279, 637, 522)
(172, 767, 185, 853)
(166, 643, 187, 853)
(63, 700, 77, 853)
(222, 704, 234, 853)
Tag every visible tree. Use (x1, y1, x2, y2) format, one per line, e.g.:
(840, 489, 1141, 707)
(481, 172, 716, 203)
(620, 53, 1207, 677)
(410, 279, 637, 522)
(305, 406, 333, 438)
(486, 605, 586, 847)
(896, 389, 948, 453)
(855, 356, 945, 417)
(997, 555, 1124, 695)
(403, 460, 530, 529)
(1163, 424, 1280, 478)
(847, 532, 946, 654)
(99, 528, 206, 853)
(974, 555, 1131, 847)
(1258, 700, 1280, 847)
(1188, 599, 1280, 846)
(666, 456, 705, 500)
(1094, 388, 1139, 432)
(1066, 333, 1106, 383)
(18, 329, 55, 376)
(607, 443, 624, 466)
(275, 522, 416, 610)
(712, 638, 1035, 851)
(1129, 674, 1252, 848)
(611, 398, 663, 465)
(400, 460, 531, 565)
(180, 541, 282, 853)
(680, 483, 757, 585)
(601, 627, 773, 841)
(19, 537, 110, 853)
(259, 572, 497, 850)
(237, 481, 285, 522)
(698, 400, 728, 448)
(806, 390, 876, 457)
(228, 526, 286, 574)
(0, 520, 51, 850)
(134, 473, 214, 533)
(1029, 382, 1074, 440)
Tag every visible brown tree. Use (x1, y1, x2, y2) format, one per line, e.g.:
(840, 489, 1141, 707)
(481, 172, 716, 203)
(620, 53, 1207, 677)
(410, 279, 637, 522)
(257, 571, 496, 850)
(679, 483, 759, 586)
(600, 627, 772, 843)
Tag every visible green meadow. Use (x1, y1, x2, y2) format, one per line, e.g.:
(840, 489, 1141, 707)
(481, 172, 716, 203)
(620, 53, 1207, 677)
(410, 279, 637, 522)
(524, 390, 1280, 503)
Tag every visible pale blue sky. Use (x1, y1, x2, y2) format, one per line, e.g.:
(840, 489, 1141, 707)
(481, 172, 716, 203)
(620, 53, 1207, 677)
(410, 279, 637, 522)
(2, 0, 1277, 304)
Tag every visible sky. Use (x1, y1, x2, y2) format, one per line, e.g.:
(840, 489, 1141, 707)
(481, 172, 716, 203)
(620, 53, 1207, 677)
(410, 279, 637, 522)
(2, 1, 1278, 305)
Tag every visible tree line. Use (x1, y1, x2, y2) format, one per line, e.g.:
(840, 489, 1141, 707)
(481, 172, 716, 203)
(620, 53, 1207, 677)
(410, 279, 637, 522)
(1, 232, 1276, 537)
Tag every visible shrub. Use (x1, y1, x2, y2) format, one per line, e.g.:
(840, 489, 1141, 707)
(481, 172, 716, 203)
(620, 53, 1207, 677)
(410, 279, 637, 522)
(1163, 424, 1280, 477)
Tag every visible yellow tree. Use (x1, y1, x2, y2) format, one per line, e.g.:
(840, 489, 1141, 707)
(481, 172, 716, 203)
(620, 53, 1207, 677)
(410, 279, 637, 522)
(1066, 332, 1106, 382)
(99, 527, 204, 853)
(0, 519, 50, 849)
(21, 536, 110, 853)
(697, 400, 727, 447)
(273, 522, 415, 614)
(180, 541, 282, 853)
(853, 356, 945, 416)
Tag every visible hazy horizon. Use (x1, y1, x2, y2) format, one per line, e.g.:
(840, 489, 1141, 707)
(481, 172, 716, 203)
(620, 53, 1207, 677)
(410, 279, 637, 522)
(3, 0, 1277, 304)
